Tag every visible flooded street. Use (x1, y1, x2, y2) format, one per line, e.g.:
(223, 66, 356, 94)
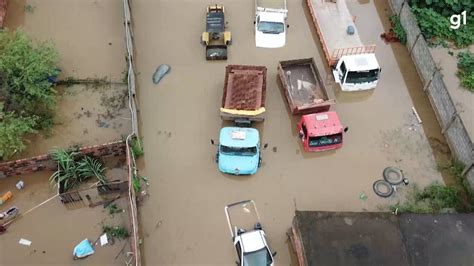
(132, 0, 443, 265)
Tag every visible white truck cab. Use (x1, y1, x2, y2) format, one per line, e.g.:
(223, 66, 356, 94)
(332, 53, 381, 91)
(255, 0, 288, 48)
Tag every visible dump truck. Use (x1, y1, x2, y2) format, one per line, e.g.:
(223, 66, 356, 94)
(225, 200, 276, 265)
(306, 0, 380, 91)
(220, 65, 267, 126)
(278, 58, 348, 152)
(255, 0, 288, 48)
(201, 4, 232, 60)
(212, 127, 262, 175)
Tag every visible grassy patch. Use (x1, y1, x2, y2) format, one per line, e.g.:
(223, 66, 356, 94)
(102, 225, 129, 240)
(391, 183, 461, 213)
(457, 51, 474, 92)
(130, 137, 144, 158)
(394, 160, 473, 214)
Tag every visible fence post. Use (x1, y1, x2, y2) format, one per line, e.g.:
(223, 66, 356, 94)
(423, 69, 438, 91)
(398, 0, 406, 17)
(409, 33, 421, 55)
(441, 111, 458, 134)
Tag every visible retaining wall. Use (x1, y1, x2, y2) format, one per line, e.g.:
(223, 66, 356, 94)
(388, 0, 474, 189)
(0, 141, 126, 178)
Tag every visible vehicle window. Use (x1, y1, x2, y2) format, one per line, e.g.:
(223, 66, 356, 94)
(308, 133, 342, 147)
(302, 124, 308, 139)
(345, 69, 379, 84)
(220, 145, 257, 156)
(236, 243, 242, 260)
(340, 62, 347, 74)
(257, 21, 284, 34)
(243, 248, 272, 266)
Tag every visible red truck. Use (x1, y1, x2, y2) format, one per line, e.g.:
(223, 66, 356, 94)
(278, 58, 348, 152)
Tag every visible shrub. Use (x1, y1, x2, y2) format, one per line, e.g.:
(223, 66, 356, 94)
(389, 15, 407, 44)
(457, 51, 474, 92)
(0, 112, 37, 159)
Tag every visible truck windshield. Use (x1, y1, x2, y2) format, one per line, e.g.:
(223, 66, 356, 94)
(243, 248, 272, 266)
(258, 21, 284, 34)
(220, 145, 257, 156)
(345, 69, 379, 84)
(309, 133, 342, 147)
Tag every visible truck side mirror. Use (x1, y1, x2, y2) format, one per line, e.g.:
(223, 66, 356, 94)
(344, 127, 349, 133)
(211, 139, 215, 145)
(287, 24, 289, 28)
(254, 21, 256, 25)
(272, 251, 277, 257)
(263, 143, 268, 149)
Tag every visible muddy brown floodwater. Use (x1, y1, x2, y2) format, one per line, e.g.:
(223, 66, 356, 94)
(4, 0, 131, 158)
(132, 0, 447, 265)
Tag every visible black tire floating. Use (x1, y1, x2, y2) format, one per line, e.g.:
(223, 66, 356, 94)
(383, 167, 404, 185)
(373, 180, 394, 198)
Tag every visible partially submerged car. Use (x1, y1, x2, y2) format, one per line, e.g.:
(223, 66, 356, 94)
(225, 200, 276, 266)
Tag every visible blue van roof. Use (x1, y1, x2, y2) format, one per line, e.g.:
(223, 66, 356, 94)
(219, 127, 259, 148)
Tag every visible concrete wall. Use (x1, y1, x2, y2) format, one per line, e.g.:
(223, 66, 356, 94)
(0, 140, 126, 178)
(388, 0, 474, 189)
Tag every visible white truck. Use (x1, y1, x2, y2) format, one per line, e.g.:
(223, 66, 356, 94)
(306, 0, 381, 91)
(255, 0, 288, 48)
(225, 200, 276, 265)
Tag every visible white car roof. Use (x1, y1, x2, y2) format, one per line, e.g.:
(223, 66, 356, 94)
(341, 53, 379, 71)
(241, 230, 266, 253)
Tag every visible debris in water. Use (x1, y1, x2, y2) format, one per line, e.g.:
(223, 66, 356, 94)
(0, 191, 13, 205)
(359, 192, 368, 201)
(16, 181, 25, 190)
(100, 234, 108, 247)
(412, 106, 422, 124)
(73, 239, 95, 259)
(272, 146, 277, 152)
(19, 238, 32, 246)
(153, 64, 171, 85)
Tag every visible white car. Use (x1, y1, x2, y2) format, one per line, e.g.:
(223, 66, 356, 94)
(225, 200, 276, 266)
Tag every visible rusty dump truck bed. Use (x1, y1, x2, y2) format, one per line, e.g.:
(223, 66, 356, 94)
(278, 58, 334, 115)
(221, 65, 267, 122)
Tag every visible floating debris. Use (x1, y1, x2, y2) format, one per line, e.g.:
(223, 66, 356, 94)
(153, 64, 171, 85)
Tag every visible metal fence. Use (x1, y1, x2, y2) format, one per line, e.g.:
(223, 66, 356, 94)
(388, 0, 474, 189)
(122, 0, 142, 265)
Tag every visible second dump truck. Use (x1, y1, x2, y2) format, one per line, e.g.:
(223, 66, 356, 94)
(306, 0, 381, 91)
(278, 58, 348, 152)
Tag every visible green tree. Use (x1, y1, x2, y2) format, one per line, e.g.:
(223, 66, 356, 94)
(0, 112, 37, 159)
(0, 30, 60, 159)
(0, 30, 59, 125)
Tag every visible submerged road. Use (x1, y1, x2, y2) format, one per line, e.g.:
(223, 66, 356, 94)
(132, 0, 444, 265)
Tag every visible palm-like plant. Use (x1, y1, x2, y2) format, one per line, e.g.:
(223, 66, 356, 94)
(49, 148, 108, 192)
(77, 156, 107, 184)
(49, 148, 80, 191)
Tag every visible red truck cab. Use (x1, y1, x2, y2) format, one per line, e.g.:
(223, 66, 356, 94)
(297, 111, 347, 152)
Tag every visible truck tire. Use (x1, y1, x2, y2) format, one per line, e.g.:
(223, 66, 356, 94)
(383, 167, 404, 185)
(373, 180, 394, 198)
